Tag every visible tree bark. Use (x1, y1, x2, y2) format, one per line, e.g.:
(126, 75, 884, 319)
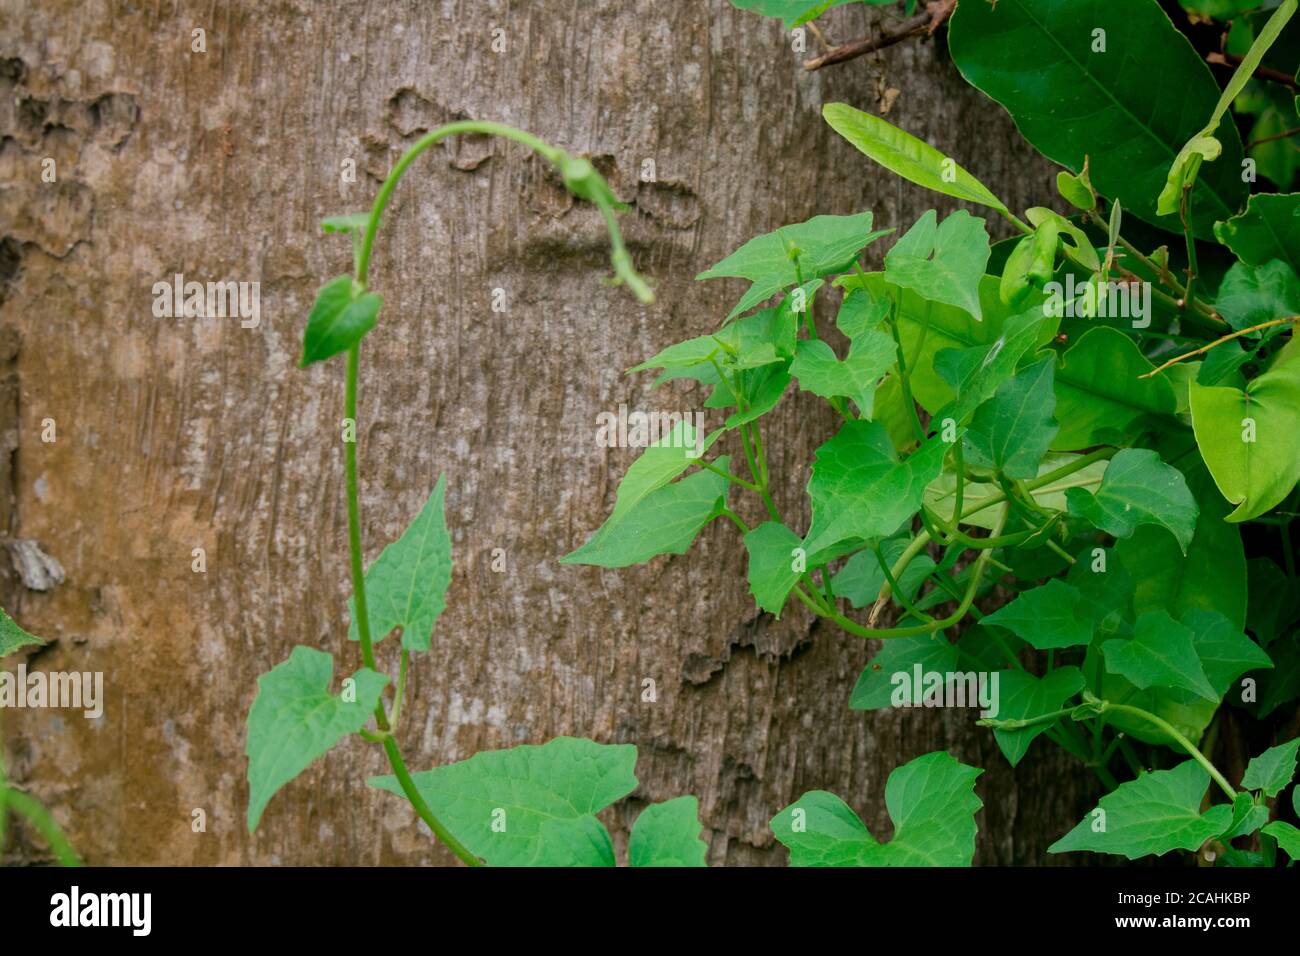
(1, 0, 1098, 865)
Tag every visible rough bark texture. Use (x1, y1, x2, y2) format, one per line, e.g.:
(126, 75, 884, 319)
(1, 0, 1100, 866)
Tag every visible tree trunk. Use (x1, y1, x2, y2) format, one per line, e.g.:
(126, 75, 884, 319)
(1, 0, 1098, 865)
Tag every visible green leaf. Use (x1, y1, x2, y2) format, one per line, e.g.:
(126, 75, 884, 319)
(991, 667, 1086, 767)
(836, 288, 890, 339)
(1159, 1, 1297, 216)
(1184, 607, 1272, 697)
(1066, 449, 1198, 553)
(1101, 610, 1218, 701)
(300, 274, 382, 367)
(850, 634, 959, 710)
(1049, 760, 1235, 859)
(1119, 523, 1247, 633)
(1241, 737, 1300, 797)
(802, 422, 948, 558)
(1219, 792, 1270, 841)
(530, 815, 616, 866)
(1116, 467, 1246, 628)
(1263, 820, 1300, 860)
(246, 646, 388, 832)
(727, 0, 862, 28)
(0, 606, 45, 658)
(1052, 328, 1178, 450)
(790, 331, 895, 417)
(562, 459, 730, 568)
(743, 521, 806, 618)
(1095, 608, 1267, 749)
(842, 273, 1057, 416)
(770, 752, 982, 866)
(981, 579, 1093, 650)
(628, 796, 708, 867)
(1189, 366, 1300, 522)
(948, 0, 1248, 235)
(347, 476, 453, 653)
(963, 356, 1059, 479)
(1215, 193, 1300, 274)
(697, 212, 891, 321)
(1213, 259, 1300, 332)
(822, 103, 1009, 213)
(320, 212, 370, 235)
(934, 310, 1056, 426)
(599, 420, 721, 528)
(1250, 631, 1300, 718)
(1057, 168, 1095, 212)
(369, 737, 638, 866)
(883, 210, 991, 321)
(723, 365, 792, 427)
(1247, 556, 1300, 646)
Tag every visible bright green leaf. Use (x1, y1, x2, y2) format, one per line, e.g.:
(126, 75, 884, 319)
(369, 736, 638, 866)
(1263, 820, 1300, 860)
(744, 521, 806, 618)
(822, 103, 1009, 213)
(1053, 328, 1178, 450)
(1066, 448, 1198, 553)
(1049, 760, 1234, 859)
(728, 0, 863, 28)
(850, 634, 959, 710)
(0, 606, 44, 659)
(771, 752, 983, 866)
(884, 210, 991, 321)
(1189, 367, 1300, 522)
(697, 212, 891, 321)
(790, 330, 896, 417)
(628, 796, 708, 867)
(1241, 737, 1300, 797)
(246, 646, 388, 832)
(963, 356, 1059, 479)
(802, 422, 948, 558)
(347, 476, 453, 653)
(562, 459, 730, 568)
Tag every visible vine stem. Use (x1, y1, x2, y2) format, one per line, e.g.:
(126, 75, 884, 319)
(1103, 702, 1237, 801)
(342, 122, 601, 869)
(357, 121, 560, 287)
(345, 345, 482, 866)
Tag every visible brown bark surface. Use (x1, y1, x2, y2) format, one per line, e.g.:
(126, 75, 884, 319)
(1, 0, 1098, 865)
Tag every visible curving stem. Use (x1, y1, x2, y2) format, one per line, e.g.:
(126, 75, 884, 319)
(340, 122, 652, 867)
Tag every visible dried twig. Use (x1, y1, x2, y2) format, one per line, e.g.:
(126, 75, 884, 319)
(1139, 316, 1297, 379)
(803, 0, 955, 72)
(1208, 51, 1299, 91)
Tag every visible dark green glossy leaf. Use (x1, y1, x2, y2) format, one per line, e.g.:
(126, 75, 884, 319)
(949, 0, 1247, 235)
